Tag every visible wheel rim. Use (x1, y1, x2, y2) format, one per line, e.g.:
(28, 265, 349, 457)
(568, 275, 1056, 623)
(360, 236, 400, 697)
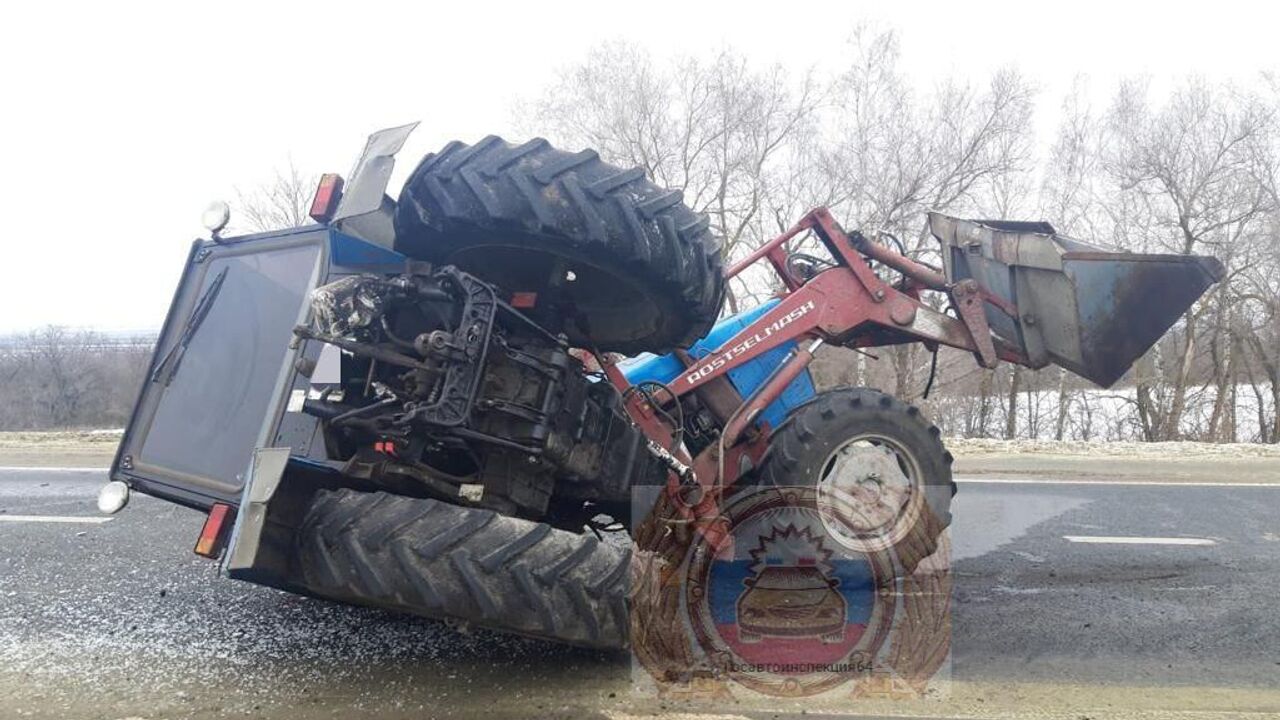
(813, 433, 927, 554)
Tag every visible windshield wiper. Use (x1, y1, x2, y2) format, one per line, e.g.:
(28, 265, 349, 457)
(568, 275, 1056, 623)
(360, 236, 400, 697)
(151, 266, 229, 386)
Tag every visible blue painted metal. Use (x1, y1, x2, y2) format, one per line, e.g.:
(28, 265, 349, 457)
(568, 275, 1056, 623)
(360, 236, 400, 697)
(328, 230, 406, 268)
(620, 298, 817, 429)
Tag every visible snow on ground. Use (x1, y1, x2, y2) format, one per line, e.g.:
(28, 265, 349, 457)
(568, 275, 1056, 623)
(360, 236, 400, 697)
(0, 429, 123, 448)
(1, 429, 1277, 462)
(946, 437, 1280, 458)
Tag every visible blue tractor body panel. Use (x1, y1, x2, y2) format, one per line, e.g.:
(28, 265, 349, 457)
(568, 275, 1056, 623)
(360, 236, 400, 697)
(620, 298, 817, 430)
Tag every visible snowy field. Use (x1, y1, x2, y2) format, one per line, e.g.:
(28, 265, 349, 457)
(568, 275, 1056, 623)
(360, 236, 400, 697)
(928, 383, 1277, 444)
(947, 436, 1280, 458)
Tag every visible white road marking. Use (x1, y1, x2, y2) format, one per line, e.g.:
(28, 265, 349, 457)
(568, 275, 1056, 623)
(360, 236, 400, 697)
(958, 476, 1279, 488)
(1063, 535, 1216, 546)
(605, 713, 752, 720)
(0, 467, 107, 473)
(0, 515, 112, 524)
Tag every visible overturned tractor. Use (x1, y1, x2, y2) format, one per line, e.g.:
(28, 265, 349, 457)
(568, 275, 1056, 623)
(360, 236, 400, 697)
(108, 125, 1222, 650)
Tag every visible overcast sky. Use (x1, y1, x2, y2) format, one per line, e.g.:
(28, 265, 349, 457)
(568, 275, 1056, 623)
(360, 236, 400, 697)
(2, 0, 1276, 334)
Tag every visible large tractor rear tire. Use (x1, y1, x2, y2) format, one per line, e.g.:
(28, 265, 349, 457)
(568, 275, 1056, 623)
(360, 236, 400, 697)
(394, 135, 725, 355)
(756, 387, 955, 575)
(295, 488, 630, 650)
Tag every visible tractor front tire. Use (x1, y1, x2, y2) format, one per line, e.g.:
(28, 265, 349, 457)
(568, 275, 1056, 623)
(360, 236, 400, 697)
(756, 387, 955, 575)
(295, 488, 630, 650)
(394, 135, 725, 355)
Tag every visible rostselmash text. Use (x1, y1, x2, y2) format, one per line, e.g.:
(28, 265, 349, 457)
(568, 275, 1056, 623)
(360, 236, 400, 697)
(683, 301, 817, 385)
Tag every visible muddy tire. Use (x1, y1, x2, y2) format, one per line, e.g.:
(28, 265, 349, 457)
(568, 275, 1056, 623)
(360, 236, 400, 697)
(756, 387, 955, 575)
(295, 488, 630, 650)
(394, 135, 725, 355)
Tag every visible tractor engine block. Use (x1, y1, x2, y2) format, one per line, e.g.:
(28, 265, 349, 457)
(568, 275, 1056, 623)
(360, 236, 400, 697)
(297, 266, 665, 523)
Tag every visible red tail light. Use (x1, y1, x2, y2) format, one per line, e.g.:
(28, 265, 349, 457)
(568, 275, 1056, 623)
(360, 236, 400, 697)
(194, 503, 234, 559)
(309, 173, 345, 224)
(510, 291, 538, 309)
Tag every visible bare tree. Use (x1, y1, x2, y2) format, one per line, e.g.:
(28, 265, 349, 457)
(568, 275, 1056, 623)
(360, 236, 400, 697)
(1237, 172, 1280, 442)
(30, 326, 105, 427)
(0, 328, 154, 430)
(234, 160, 319, 233)
(1039, 80, 1107, 441)
(522, 36, 1279, 445)
(818, 29, 1036, 401)
(1101, 79, 1277, 439)
(526, 42, 818, 312)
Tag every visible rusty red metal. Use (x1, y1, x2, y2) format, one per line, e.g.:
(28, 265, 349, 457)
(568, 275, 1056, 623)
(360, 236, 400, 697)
(725, 219, 811, 280)
(608, 206, 1033, 514)
(607, 204, 1221, 547)
(950, 279, 998, 368)
(599, 354, 679, 451)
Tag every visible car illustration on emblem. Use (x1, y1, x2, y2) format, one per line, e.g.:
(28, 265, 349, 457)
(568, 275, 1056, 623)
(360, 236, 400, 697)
(736, 563, 847, 644)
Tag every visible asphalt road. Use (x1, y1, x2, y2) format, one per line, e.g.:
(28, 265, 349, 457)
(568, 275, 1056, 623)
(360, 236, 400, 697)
(1, 468, 1279, 719)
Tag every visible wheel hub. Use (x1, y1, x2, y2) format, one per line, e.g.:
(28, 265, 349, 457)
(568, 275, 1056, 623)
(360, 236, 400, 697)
(816, 439, 918, 552)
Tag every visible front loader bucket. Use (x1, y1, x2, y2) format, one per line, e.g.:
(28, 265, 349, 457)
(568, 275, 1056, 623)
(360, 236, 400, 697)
(928, 213, 1225, 387)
